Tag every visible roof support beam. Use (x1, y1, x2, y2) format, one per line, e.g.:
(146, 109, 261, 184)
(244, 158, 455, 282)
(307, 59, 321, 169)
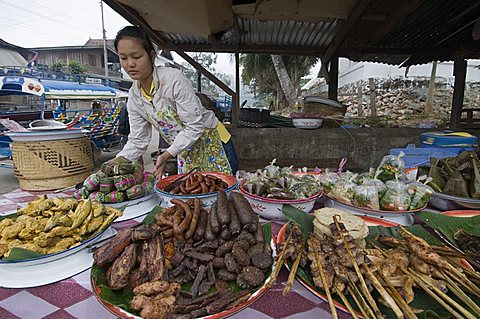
(322, 0, 371, 66)
(327, 55, 339, 101)
(103, 0, 235, 97)
(450, 58, 467, 128)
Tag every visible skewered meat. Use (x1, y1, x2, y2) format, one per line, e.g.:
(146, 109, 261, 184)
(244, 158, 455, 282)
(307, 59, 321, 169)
(107, 243, 137, 290)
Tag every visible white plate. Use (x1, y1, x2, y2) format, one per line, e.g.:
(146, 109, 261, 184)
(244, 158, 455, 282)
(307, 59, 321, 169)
(0, 226, 111, 267)
(7, 129, 87, 142)
(28, 126, 68, 131)
(108, 193, 161, 222)
(323, 198, 415, 226)
(0, 228, 116, 288)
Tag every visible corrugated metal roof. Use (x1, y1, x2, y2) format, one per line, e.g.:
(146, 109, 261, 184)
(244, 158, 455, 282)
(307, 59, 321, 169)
(105, 0, 480, 65)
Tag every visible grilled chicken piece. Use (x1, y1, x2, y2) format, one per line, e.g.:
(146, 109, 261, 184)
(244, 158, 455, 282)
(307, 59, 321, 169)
(146, 236, 168, 281)
(93, 228, 132, 267)
(107, 243, 138, 290)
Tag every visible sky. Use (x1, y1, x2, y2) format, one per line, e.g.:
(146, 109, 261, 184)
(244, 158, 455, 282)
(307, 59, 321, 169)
(0, 0, 239, 76)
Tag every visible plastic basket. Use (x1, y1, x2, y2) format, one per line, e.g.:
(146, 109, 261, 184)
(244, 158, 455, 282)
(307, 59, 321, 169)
(11, 137, 93, 190)
(389, 144, 459, 168)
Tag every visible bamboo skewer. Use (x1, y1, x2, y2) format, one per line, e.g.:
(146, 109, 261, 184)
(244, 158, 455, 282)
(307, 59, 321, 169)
(332, 215, 383, 319)
(444, 268, 480, 298)
(409, 269, 476, 319)
(310, 235, 338, 319)
(440, 270, 480, 318)
(378, 272, 417, 319)
(283, 241, 304, 296)
(362, 263, 404, 319)
(268, 224, 297, 288)
(347, 283, 375, 319)
(335, 286, 359, 319)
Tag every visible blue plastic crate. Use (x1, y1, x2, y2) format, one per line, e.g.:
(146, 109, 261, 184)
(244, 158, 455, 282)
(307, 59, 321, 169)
(389, 144, 460, 168)
(420, 131, 477, 148)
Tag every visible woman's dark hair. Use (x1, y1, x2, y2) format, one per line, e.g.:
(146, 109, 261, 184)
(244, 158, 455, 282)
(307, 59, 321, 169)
(114, 26, 155, 54)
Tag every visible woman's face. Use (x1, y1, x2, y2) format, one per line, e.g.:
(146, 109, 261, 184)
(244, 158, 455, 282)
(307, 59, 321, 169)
(117, 37, 154, 81)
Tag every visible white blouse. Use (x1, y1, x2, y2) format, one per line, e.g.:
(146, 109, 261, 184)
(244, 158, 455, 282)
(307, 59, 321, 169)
(116, 66, 219, 161)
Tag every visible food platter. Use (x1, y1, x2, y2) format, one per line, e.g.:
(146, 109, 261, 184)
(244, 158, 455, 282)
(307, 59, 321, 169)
(91, 234, 277, 319)
(106, 193, 160, 222)
(430, 192, 480, 211)
(0, 227, 116, 288)
(6, 128, 87, 142)
(440, 210, 480, 217)
(323, 196, 420, 226)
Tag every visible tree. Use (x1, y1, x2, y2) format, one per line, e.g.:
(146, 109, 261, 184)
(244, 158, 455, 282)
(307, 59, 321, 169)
(50, 60, 67, 73)
(240, 54, 318, 109)
(181, 53, 231, 96)
(68, 61, 87, 74)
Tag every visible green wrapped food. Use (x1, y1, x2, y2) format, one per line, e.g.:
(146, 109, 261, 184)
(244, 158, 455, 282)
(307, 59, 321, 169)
(101, 156, 134, 177)
(126, 184, 147, 200)
(89, 191, 106, 203)
(353, 184, 380, 210)
(83, 171, 104, 191)
(407, 182, 434, 210)
(380, 181, 411, 211)
(113, 174, 137, 192)
(443, 171, 469, 197)
(103, 191, 126, 203)
(99, 175, 115, 193)
(375, 152, 405, 182)
(133, 160, 144, 184)
(79, 186, 91, 199)
(72, 189, 82, 200)
(469, 159, 480, 199)
(143, 172, 155, 193)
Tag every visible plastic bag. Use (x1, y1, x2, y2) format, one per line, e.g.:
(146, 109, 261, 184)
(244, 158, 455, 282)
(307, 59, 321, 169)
(375, 152, 405, 182)
(380, 181, 411, 211)
(353, 184, 380, 210)
(329, 175, 357, 204)
(407, 181, 434, 210)
(319, 172, 340, 191)
(362, 178, 387, 198)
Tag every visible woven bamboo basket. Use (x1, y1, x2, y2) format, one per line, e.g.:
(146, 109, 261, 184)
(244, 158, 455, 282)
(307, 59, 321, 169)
(12, 137, 93, 191)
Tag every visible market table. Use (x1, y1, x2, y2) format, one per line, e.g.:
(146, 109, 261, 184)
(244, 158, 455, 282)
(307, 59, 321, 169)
(0, 189, 341, 319)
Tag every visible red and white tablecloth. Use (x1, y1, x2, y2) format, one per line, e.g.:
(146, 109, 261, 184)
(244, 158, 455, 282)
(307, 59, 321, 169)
(0, 189, 342, 319)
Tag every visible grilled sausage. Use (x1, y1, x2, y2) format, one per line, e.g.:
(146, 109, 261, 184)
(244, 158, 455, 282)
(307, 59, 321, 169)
(185, 198, 201, 239)
(228, 202, 241, 235)
(209, 202, 221, 234)
(216, 190, 230, 226)
(231, 192, 257, 232)
(193, 209, 208, 242)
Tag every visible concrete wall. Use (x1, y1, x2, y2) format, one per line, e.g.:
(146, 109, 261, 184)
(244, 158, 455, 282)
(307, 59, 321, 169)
(229, 127, 480, 172)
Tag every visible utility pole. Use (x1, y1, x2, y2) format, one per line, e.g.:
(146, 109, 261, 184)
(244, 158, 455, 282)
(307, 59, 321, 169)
(100, 0, 109, 77)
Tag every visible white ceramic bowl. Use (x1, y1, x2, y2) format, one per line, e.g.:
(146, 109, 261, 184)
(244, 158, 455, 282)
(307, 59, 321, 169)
(292, 118, 323, 129)
(239, 182, 322, 220)
(155, 172, 238, 208)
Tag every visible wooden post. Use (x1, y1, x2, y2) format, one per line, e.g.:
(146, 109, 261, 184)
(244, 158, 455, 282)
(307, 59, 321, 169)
(328, 56, 339, 101)
(357, 82, 363, 117)
(233, 51, 240, 125)
(425, 61, 437, 114)
(450, 58, 467, 128)
(369, 78, 377, 117)
(197, 71, 202, 93)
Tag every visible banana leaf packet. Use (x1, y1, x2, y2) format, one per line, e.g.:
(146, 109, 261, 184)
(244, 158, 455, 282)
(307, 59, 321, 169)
(380, 181, 411, 211)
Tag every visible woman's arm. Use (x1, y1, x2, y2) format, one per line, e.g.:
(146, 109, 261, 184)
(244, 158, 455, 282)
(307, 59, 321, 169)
(116, 96, 152, 161)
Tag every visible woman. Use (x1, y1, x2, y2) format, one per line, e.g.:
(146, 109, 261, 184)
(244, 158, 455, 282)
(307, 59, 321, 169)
(114, 26, 239, 179)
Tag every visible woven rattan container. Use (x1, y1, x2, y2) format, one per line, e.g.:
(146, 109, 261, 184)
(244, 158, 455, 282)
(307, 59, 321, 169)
(12, 137, 93, 191)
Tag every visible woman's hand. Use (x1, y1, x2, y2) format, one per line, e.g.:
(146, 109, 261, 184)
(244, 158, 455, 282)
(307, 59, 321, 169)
(154, 151, 173, 180)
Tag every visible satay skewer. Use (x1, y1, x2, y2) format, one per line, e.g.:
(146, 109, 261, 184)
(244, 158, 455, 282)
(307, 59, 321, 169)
(283, 241, 304, 296)
(440, 270, 480, 318)
(309, 235, 338, 319)
(332, 215, 382, 319)
(335, 286, 359, 319)
(378, 272, 417, 319)
(406, 269, 473, 319)
(347, 284, 375, 319)
(268, 223, 297, 288)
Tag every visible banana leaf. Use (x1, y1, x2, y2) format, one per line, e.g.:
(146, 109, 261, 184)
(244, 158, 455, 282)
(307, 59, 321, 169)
(427, 159, 446, 192)
(442, 170, 470, 197)
(469, 159, 480, 199)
